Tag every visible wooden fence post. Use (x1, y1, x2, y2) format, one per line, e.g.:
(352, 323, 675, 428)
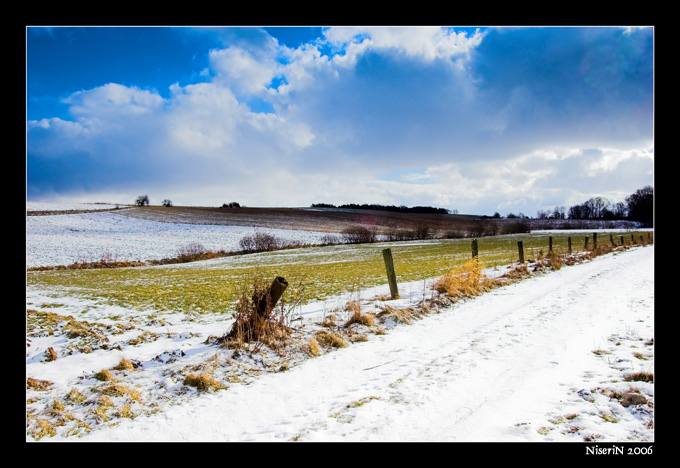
(610, 234, 616, 247)
(593, 232, 597, 249)
(549, 236, 553, 252)
(568, 237, 572, 254)
(471, 239, 478, 259)
(518, 240, 524, 263)
(254, 276, 289, 318)
(585, 236, 589, 250)
(382, 248, 400, 299)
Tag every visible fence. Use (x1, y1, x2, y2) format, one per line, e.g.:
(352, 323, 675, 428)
(379, 231, 653, 299)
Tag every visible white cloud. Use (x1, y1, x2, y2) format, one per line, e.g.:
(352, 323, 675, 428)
(209, 47, 279, 96)
(583, 147, 654, 177)
(63, 83, 163, 118)
(322, 26, 484, 65)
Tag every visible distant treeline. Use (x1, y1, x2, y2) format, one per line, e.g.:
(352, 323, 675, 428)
(535, 186, 654, 227)
(311, 203, 450, 215)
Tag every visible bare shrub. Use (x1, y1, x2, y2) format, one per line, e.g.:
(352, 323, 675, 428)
(177, 242, 207, 261)
(239, 234, 256, 252)
(239, 232, 283, 252)
(341, 226, 377, 244)
(412, 225, 432, 240)
(500, 220, 530, 234)
(386, 228, 412, 241)
(385, 225, 432, 241)
(468, 221, 498, 237)
(321, 234, 342, 245)
(442, 230, 468, 239)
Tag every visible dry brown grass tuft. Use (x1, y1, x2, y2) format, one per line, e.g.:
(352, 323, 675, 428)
(545, 250, 564, 270)
(27, 377, 53, 391)
(344, 310, 376, 328)
(112, 357, 135, 371)
(94, 369, 114, 381)
(376, 305, 427, 325)
(117, 404, 136, 419)
(315, 330, 348, 348)
(623, 372, 654, 383)
(306, 337, 320, 356)
(67, 387, 87, 404)
(432, 258, 489, 299)
(183, 372, 227, 392)
(342, 300, 376, 328)
(101, 384, 142, 402)
(44, 347, 58, 362)
(31, 419, 57, 440)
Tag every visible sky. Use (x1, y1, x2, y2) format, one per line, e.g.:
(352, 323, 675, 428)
(26, 26, 654, 216)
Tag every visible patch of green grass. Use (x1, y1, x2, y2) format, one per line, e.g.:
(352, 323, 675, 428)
(27, 231, 650, 315)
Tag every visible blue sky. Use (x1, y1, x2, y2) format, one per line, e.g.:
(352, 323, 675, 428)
(26, 26, 654, 216)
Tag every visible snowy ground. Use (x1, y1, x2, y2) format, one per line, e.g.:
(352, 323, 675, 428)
(25, 206, 654, 444)
(26, 209, 330, 268)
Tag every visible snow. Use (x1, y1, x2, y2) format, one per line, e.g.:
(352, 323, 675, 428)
(26, 201, 123, 212)
(26, 207, 654, 443)
(26, 210, 330, 268)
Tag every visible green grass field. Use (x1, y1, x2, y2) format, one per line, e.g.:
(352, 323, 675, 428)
(27, 231, 649, 316)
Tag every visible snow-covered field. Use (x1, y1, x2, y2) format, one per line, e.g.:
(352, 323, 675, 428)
(25, 205, 654, 444)
(26, 209, 330, 268)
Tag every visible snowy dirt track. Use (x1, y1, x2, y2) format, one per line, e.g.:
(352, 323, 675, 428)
(72, 245, 654, 442)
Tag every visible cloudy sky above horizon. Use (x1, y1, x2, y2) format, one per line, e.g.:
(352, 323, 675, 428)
(26, 26, 654, 216)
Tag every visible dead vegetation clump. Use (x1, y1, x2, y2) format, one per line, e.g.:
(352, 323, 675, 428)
(432, 258, 491, 299)
(45, 347, 58, 361)
(305, 337, 320, 356)
(225, 277, 290, 347)
(623, 372, 654, 383)
(27, 309, 128, 355)
(27, 377, 53, 391)
(314, 330, 349, 348)
(344, 310, 376, 328)
(218, 276, 304, 353)
(582, 244, 614, 261)
(183, 372, 227, 392)
(112, 357, 136, 371)
(30, 419, 57, 440)
(500, 264, 531, 283)
(318, 314, 339, 328)
(532, 250, 565, 272)
(342, 300, 376, 328)
(100, 384, 142, 402)
(376, 305, 428, 325)
(94, 369, 114, 381)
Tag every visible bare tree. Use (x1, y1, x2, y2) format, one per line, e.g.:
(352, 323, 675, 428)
(135, 194, 150, 206)
(626, 186, 653, 225)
